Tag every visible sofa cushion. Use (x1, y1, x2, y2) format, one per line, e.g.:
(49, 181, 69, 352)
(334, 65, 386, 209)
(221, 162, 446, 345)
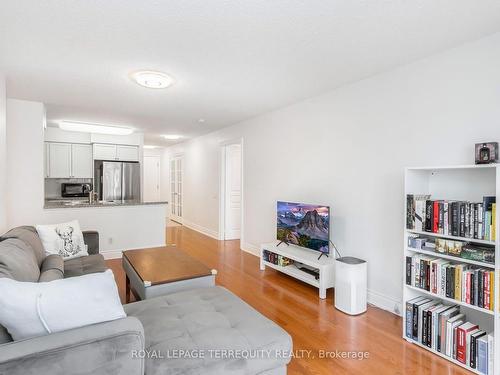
(82, 230, 100, 255)
(41, 254, 64, 273)
(63, 254, 107, 278)
(124, 286, 292, 375)
(0, 270, 126, 340)
(1, 226, 45, 267)
(39, 255, 64, 282)
(36, 220, 88, 260)
(0, 324, 12, 344)
(0, 238, 40, 282)
(38, 269, 64, 283)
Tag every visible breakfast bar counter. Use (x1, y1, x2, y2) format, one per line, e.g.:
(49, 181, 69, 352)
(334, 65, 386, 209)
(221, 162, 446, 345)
(36, 200, 169, 259)
(44, 199, 168, 209)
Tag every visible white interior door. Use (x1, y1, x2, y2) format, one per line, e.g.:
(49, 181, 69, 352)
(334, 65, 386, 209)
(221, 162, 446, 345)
(224, 144, 241, 240)
(143, 156, 161, 202)
(170, 156, 183, 223)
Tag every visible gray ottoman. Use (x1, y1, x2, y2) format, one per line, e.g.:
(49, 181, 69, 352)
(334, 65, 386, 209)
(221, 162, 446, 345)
(125, 286, 293, 375)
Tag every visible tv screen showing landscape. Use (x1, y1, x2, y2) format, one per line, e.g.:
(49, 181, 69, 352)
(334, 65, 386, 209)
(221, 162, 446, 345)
(276, 201, 330, 253)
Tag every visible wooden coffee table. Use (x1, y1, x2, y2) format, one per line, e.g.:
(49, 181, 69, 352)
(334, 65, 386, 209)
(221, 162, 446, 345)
(122, 246, 216, 303)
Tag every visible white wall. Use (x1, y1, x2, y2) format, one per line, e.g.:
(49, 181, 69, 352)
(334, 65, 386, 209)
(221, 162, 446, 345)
(0, 74, 6, 233)
(6, 99, 166, 258)
(165, 32, 500, 313)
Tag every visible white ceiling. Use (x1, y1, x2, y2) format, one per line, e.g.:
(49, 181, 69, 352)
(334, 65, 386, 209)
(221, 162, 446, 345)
(1, 1, 500, 146)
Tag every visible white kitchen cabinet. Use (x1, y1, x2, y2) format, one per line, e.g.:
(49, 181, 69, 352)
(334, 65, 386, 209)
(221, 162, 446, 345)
(71, 144, 93, 178)
(93, 143, 117, 160)
(116, 145, 139, 161)
(48, 143, 71, 178)
(46, 142, 93, 178)
(93, 143, 139, 161)
(45, 143, 50, 178)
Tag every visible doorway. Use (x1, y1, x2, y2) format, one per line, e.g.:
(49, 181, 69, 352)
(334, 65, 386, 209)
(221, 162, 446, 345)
(222, 143, 242, 240)
(143, 155, 161, 202)
(170, 155, 183, 224)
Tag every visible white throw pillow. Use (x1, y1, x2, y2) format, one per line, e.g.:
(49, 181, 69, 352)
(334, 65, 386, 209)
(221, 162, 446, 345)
(36, 220, 88, 259)
(0, 269, 126, 340)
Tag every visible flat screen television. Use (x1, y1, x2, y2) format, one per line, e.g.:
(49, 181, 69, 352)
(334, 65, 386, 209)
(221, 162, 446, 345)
(276, 201, 330, 254)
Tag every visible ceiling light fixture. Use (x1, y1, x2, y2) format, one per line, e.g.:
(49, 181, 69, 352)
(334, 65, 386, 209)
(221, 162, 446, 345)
(198, 118, 205, 123)
(59, 121, 134, 135)
(143, 145, 159, 149)
(131, 70, 174, 89)
(162, 134, 182, 140)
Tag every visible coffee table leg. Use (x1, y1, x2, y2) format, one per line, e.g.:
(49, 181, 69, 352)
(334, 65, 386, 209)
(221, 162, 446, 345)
(125, 274, 130, 303)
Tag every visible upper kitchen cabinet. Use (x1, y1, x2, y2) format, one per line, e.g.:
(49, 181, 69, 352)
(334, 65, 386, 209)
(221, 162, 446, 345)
(93, 143, 117, 160)
(93, 143, 139, 162)
(116, 145, 139, 161)
(47, 143, 71, 178)
(46, 142, 93, 178)
(71, 144, 93, 178)
(90, 132, 142, 146)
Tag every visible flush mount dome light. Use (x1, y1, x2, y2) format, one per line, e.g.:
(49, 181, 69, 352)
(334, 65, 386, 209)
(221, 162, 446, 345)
(131, 70, 174, 89)
(59, 121, 134, 135)
(162, 134, 182, 140)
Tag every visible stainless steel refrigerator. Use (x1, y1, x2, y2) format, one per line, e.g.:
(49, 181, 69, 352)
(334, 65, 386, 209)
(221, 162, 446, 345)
(94, 161, 141, 201)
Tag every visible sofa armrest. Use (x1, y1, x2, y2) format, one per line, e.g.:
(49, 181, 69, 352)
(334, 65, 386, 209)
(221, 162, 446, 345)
(83, 230, 99, 255)
(0, 317, 144, 375)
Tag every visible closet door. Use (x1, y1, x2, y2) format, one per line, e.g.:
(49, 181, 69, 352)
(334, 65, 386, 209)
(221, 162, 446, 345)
(170, 156, 183, 223)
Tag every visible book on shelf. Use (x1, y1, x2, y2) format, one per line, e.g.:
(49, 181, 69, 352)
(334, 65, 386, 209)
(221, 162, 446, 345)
(470, 330, 487, 369)
(406, 298, 494, 372)
(476, 334, 491, 375)
(488, 333, 494, 375)
(457, 322, 479, 364)
(262, 250, 294, 267)
(406, 195, 496, 241)
(407, 233, 495, 265)
(439, 306, 460, 353)
(446, 313, 465, 358)
(418, 300, 439, 343)
(406, 254, 495, 311)
(493, 203, 497, 243)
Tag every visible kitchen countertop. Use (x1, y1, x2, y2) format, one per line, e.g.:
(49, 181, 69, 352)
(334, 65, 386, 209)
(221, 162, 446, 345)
(44, 199, 168, 209)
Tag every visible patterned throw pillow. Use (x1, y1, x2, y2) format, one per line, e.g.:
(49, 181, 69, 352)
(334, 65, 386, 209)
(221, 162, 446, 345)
(35, 220, 88, 260)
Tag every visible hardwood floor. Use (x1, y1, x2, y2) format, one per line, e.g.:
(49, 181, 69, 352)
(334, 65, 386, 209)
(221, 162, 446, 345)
(107, 225, 469, 375)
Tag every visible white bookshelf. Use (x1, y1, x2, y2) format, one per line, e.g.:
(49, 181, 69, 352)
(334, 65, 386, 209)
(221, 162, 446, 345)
(403, 165, 499, 375)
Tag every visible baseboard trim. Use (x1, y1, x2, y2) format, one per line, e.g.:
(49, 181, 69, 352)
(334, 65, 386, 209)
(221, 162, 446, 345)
(367, 289, 402, 316)
(182, 219, 219, 240)
(101, 243, 166, 260)
(241, 242, 259, 256)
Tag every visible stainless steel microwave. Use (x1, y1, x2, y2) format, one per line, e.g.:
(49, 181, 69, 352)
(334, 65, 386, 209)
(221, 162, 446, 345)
(61, 183, 92, 198)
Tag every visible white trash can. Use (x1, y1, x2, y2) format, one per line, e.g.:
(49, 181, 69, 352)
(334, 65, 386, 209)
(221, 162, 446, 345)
(334, 256, 367, 315)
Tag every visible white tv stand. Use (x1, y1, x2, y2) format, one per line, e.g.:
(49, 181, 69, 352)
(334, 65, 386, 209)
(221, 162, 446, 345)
(259, 242, 335, 299)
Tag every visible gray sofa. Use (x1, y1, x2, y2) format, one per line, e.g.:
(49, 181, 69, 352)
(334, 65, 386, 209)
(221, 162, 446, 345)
(0, 226, 292, 375)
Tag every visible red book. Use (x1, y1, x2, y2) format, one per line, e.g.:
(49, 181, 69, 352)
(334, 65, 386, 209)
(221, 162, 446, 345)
(465, 273, 471, 304)
(433, 201, 439, 233)
(431, 263, 437, 294)
(484, 271, 490, 309)
(456, 323, 478, 364)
